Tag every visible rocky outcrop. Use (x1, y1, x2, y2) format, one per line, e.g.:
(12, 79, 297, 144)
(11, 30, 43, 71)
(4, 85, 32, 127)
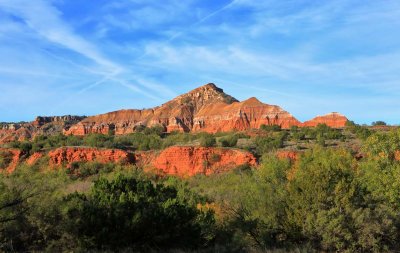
(0, 115, 85, 144)
(33, 115, 86, 127)
(276, 150, 301, 161)
(48, 147, 132, 167)
(32, 145, 257, 177)
(137, 146, 257, 177)
(302, 112, 348, 128)
(192, 97, 301, 132)
(394, 151, 400, 161)
(26, 152, 44, 166)
(1, 83, 349, 142)
(0, 148, 23, 173)
(65, 83, 346, 136)
(64, 83, 240, 135)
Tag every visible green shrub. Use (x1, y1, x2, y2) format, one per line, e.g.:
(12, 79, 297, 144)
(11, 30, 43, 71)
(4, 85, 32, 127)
(260, 124, 281, 132)
(199, 134, 216, 147)
(254, 133, 286, 155)
(0, 151, 13, 169)
(142, 124, 165, 137)
(62, 174, 215, 250)
(219, 135, 238, 147)
(83, 134, 114, 148)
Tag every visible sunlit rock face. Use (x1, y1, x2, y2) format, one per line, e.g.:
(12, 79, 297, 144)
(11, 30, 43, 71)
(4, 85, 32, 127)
(48, 147, 131, 167)
(0, 83, 348, 144)
(0, 115, 85, 144)
(136, 146, 257, 177)
(302, 112, 348, 128)
(18, 145, 257, 177)
(64, 83, 347, 136)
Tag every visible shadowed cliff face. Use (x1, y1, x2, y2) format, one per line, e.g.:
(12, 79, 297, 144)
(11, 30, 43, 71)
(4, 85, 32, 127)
(63, 83, 348, 136)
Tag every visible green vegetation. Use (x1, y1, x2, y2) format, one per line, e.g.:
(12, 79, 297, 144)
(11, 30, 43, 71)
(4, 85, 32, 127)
(199, 133, 216, 147)
(372, 121, 387, 126)
(2, 125, 400, 251)
(0, 151, 13, 169)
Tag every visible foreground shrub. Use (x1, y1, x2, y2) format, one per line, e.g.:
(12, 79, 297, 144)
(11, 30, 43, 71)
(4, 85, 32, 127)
(63, 174, 216, 250)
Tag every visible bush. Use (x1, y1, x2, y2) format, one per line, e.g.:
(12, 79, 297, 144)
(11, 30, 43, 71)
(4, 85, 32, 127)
(260, 124, 281, 132)
(254, 133, 285, 155)
(0, 151, 13, 169)
(219, 135, 238, 147)
(142, 124, 165, 137)
(83, 134, 114, 148)
(200, 134, 216, 147)
(68, 162, 114, 179)
(113, 133, 162, 151)
(62, 174, 215, 250)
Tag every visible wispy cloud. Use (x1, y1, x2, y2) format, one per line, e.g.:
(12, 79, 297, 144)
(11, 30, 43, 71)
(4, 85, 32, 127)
(0, 0, 400, 123)
(0, 0, 174, 104)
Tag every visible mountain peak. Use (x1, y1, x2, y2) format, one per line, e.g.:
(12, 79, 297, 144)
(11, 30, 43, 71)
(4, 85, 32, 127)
(174, 83, 238, 105)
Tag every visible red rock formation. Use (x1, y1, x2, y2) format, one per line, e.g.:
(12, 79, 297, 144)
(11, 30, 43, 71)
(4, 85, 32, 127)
(0, 115, 85, 144)
(276, 150, 301, 161)
(48, 147, 132, 167)
(1, 83, 349, 143)
(64, 83, 311, 135)
(136, 146, 257, 177)
(193, 97, 301, 132)
(395, 151, 400, 161)
(302, 112, 348, 128)
(26, 152, 44, 166)
(41, 145, 257, 177)
(0, 148, 23, 173)
(64, 83, 239, 135)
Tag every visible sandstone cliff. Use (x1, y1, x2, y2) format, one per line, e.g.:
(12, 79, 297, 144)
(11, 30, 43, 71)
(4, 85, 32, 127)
(302, 112, 348, 128)
(23, 146, 257, 177)
(48, 147, 132, 167)
(64, 83, 345, 136)
(0, 115, 85, 144)
(1, 83, 349, 143)
(138, 146, 257, 177)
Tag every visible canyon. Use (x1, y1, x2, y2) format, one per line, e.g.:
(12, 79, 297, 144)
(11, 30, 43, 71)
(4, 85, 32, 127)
(0, 83, 348, 144)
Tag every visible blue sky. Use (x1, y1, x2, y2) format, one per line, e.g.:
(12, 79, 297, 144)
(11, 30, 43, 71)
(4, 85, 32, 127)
(0, 0, 399, 124)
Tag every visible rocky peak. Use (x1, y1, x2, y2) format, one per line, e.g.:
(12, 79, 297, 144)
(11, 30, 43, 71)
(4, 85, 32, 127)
(172, 83, 238, 108)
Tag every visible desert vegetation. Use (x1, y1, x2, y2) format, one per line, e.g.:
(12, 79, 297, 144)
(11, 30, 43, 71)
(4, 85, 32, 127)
(1, 123, 400, 251)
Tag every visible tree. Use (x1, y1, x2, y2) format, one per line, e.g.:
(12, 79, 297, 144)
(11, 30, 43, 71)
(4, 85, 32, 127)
(63, 174, 215, 250)
(372, 121, 387, 126)
(286, 148, 398, 251)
